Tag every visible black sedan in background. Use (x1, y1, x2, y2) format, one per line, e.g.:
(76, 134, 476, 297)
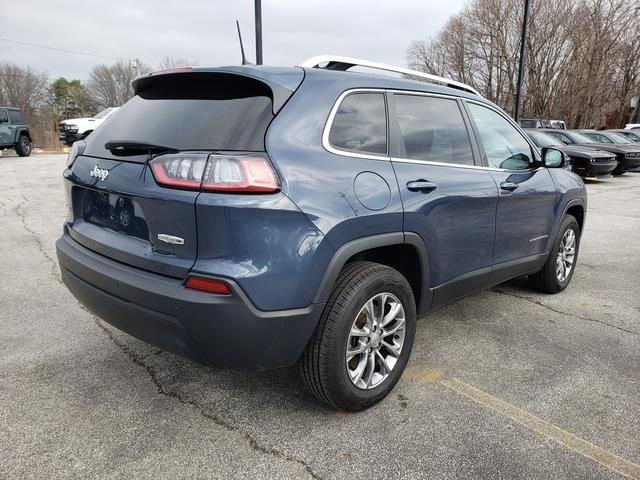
(603, 129, 640, 143)
(525, 129, 617, 177)
(579, 130, 640, 147)
(539, 129, 640, 175)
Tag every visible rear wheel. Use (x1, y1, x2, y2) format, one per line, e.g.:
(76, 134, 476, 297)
(529, 215, 580, 293)
(301, 261, 416, 411)
(15, 135, 31, 157)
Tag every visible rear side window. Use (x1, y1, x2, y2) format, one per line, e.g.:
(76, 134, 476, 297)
(328, 93, 387, 155)
(394, 94, 474, 166)
(8, 110, 23, 123)
(86, 73, 276, 158)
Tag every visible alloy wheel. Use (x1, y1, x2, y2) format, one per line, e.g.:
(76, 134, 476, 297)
(556, 228, 576, 283)
(345, 292, 406, 390)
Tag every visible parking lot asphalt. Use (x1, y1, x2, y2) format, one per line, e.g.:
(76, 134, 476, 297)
(1, 153, 639, 479)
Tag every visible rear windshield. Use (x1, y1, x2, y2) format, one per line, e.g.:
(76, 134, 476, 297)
(86, 73, 275, 158)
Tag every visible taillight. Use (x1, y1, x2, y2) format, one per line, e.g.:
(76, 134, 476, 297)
(149, 153, 279, 193)
(185, 276, 231, 295)
(150, 153, 207, 190)
(202, 155, 279, 193)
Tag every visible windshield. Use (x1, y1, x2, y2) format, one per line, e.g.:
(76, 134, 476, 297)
(608, 132, 633, 144)
(93, 108, 115, 119)
(529, 131, 563, 147)
(566, 131, 595, 144)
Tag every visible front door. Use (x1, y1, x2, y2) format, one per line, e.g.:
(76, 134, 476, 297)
(464, 102, 557, 283)
(389, 93, 499, 309)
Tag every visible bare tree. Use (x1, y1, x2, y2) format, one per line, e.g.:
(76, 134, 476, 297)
(86, 59, 150, 109)
(407, 0, 640, 128)
(158, 57, 197, 69)
(0, 62, 48, 119)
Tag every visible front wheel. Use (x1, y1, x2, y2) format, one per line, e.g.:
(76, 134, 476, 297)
(301, 262, 416, 411)
(15, 135, 31, 157)
(529, 215, 580, 293)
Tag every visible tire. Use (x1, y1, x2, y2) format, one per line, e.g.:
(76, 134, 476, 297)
(301, 261, 416, 411)
(529, 215, 580, 294)
(15, 135, 31, 157)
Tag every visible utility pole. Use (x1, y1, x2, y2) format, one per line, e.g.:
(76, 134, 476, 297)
(255, 0, 263, 65)
(514, 0, 530, 122)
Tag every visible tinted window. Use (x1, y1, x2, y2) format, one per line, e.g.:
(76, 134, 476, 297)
(0, 110, 7, 123)
(467, 103, 534, 170)
(7, 110, 23, 123)
(585, 133, 612, 143)
(394, 95, 474, 165)
(86, 73, 276, 159)
(328, 93, 387, 155)
(547, 131, 572, 144)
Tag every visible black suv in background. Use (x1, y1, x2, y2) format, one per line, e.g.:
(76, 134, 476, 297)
(540, 129, 640, 175)
(0, 106, 31, 157)
(526, 129, 617, 177)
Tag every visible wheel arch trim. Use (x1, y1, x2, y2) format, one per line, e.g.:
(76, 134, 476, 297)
(313, 232, 431, 315)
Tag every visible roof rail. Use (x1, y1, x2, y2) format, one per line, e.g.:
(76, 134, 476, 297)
(298, 55, 480, 96)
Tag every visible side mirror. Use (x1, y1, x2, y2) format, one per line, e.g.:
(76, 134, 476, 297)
(542, 147, 566, 168)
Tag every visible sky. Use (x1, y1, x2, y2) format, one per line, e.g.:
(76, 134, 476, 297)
(0, 0, 466, 82)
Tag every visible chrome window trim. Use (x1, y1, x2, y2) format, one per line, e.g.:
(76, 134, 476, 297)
(323, 88, 542, 173)
(322, 89, 391, 161)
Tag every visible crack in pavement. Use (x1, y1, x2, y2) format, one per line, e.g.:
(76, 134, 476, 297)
(93, 319, 323, 480)
(14, 191, 323, 480)
(492, 288, 639, 336)
(14, 194, 62, 284)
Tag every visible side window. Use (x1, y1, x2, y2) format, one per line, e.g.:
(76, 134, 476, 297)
(394, 94, 474, 166)
(467, 103, 535, 170)
(0, 110, 8, 124)
(7, 110, 23, 123)
(548, 132, 571, 144)
(593, 134, 611, 143)
(328, 93, 387, 155)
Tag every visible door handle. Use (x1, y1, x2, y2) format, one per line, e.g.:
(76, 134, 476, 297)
(500, 181, 519, 192)
(406, 180, 438, 193)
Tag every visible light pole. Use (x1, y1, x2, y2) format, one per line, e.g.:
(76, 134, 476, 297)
(255, 0, 263, 65)
(514, 0, 530, 122)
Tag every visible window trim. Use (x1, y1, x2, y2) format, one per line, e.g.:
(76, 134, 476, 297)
(322, 89, 390, 160)
(322, 88, 542, 172)
(387, 91, 481, 168)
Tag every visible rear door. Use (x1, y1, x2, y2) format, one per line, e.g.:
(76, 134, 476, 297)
(66, 71, 292, 278)
(464, 101, 557, 282)
(389, 92, 499, 308)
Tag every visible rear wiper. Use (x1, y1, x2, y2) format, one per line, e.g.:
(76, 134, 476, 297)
(104, 140, 179, 156)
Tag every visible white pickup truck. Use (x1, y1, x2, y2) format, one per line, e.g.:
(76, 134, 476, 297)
(58, 107, 118, 146)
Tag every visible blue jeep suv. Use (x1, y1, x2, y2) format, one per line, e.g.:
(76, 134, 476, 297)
(56, 56, 587, 411)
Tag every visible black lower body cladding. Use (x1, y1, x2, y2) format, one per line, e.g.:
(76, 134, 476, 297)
(56, 231, 324, 370)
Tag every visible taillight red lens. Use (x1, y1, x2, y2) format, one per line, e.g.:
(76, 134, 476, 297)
(185, 276, 231, 295)
(149, 153, 279, 193)
(150, 153, 208, 190)
(202, 155, 279, 193)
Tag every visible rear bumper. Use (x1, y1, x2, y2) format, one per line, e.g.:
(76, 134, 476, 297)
(56, 231, 323, 370)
